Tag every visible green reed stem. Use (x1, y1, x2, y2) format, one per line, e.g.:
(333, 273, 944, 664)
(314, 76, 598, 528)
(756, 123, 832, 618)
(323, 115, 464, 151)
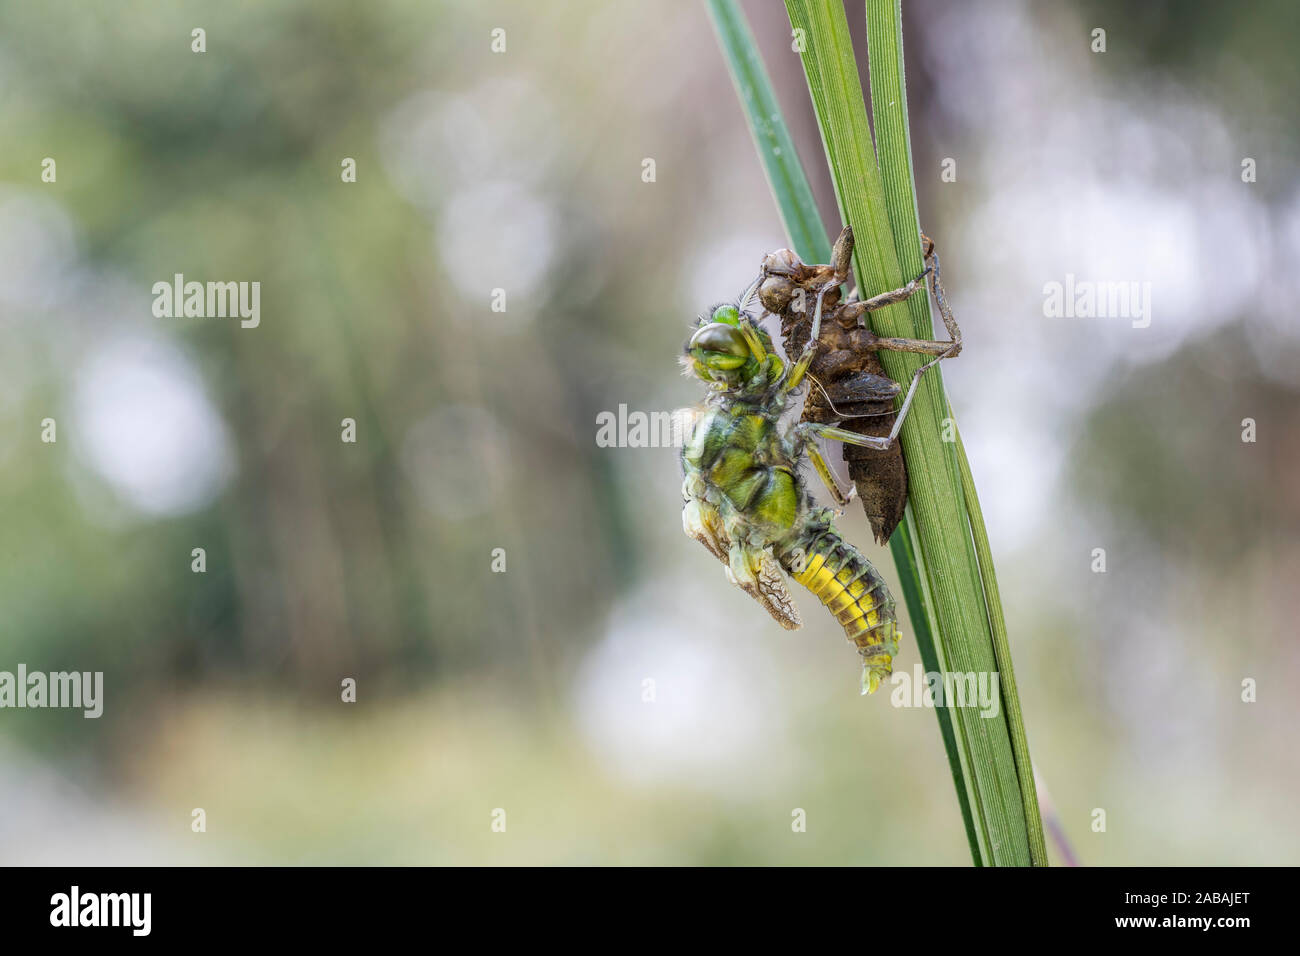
(707, 0, 979, 863)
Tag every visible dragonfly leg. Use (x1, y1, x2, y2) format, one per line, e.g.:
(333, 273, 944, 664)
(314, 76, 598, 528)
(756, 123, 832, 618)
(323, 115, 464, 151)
(921, 232, 962, 356)
(842, 266, 930, 316)
(813, 225, 856, 341)
(802, 439, 853, 508)
(837, 234, 962, 359)
(867, 234, 965, 440)
(780, 282, 830, 393)
(736, 315, 769, 362)
(829, 225, 854, 282)
(870, 335, 954, 357)
(880, 347, 952, 444)
(798, 420, 891, 453)
(806, 326, 954, 450)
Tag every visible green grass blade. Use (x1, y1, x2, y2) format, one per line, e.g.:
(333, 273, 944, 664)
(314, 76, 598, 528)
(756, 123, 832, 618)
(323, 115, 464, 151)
(954, 429, 1049, 864)
(783, 0, 1035, 865)
(863, 0, 1046, 866)
(708, 0, 979, 863)
(706, 0, 828, 262)
(891, 505, 981, 861)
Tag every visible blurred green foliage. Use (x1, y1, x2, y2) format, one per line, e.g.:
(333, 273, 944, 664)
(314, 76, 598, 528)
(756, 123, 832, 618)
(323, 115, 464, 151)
(0, 0, 1297, 864)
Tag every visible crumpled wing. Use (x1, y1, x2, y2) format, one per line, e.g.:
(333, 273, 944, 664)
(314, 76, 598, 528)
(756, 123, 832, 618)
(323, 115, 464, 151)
(732, 544, 803, 630)
(682, 498, 802, 630)
(682, 495, 730, 563)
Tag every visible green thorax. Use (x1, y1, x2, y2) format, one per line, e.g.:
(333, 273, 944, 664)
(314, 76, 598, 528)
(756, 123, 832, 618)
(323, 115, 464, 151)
(683, 402, 803, 535)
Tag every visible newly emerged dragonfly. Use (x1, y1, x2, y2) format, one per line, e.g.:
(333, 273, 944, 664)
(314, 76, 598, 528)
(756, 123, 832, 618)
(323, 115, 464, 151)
(677, 229, 960, 692)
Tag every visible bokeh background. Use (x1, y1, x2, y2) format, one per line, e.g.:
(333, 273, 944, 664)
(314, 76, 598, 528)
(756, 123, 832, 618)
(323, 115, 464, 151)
(1, 0, 1297, 864)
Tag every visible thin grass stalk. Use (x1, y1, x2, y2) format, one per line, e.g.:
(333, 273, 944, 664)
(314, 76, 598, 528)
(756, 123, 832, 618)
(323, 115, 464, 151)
(784, 0, 1035, 865)
(863, 0, 1047, 866)
(708, 0, 978, 862)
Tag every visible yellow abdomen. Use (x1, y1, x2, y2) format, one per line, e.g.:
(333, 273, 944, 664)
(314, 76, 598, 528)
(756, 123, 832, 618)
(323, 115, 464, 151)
(788, 532, 899, 694)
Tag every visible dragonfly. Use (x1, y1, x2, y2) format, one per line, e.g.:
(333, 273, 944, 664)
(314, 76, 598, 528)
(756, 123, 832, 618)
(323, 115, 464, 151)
(677, 228, 960, 693)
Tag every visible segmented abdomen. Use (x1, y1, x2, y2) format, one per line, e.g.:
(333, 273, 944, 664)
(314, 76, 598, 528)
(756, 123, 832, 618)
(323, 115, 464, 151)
(781, 526, 899, 694)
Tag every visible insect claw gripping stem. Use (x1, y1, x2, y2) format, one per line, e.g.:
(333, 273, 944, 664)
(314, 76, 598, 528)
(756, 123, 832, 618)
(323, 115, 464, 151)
(812, 226, 854, 344)
(837, 232, 963, 446)
(921, 232, 962, 357)
(830, 225, 854, 281)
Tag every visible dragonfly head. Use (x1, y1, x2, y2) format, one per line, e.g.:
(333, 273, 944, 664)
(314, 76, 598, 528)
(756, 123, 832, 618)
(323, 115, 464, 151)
(683, 304, 758, 390)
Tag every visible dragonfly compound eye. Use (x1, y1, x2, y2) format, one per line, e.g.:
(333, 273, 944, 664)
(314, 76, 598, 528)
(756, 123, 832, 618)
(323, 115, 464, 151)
(710, 304, 741, 325)
(690, 321, 750, 362)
